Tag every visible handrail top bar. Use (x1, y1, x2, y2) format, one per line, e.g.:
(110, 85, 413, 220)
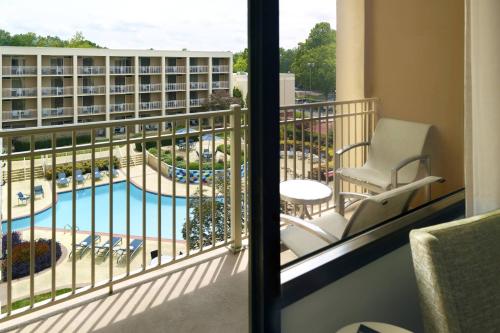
(0, 108, 248, 138)
(279, 98, 379, 110)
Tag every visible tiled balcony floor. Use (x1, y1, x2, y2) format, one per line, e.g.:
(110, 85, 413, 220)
(2, 246, 248, 333)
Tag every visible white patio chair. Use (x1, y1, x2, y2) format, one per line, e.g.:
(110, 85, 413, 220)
(334, 118, 432, 210)
(281, 176, 442, 257)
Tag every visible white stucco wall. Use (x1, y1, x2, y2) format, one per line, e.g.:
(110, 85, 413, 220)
(232, 72, 295, 106)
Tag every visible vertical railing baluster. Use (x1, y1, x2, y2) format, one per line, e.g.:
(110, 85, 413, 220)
(198, 120, 203, 251)
(142, 127, 146, 270)
(71, 131, 77, 294)
(91, 129, 96, 286)
(229, 105, 242, 252)
(126, 126, 131, 275)
(292, 108, 297, 179)
(185, 119, 191, 256)
(301, 109, 305, 179)
(6, 138, 12, 315)
(29, 135, 35, 307)
(157, 122, 162, 265)
(109, 129, 114, 292)
(171, 121, 177, 260)
(309, 110, 314, 215)
(244, 110, 249, 237)
(211, 118, 216, 247)
(325, 110, 330, 211)
(283, 108, 288, 181)
(223, 116, 228, 243)
(51, 133, 57, 300)
(317, 107, 322, 214)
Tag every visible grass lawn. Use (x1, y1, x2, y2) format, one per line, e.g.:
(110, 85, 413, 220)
(1, 288, 72, 313)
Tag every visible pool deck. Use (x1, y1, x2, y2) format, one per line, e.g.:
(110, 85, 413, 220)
(2, 164, 211, 222)
(0, 227, 187, 304)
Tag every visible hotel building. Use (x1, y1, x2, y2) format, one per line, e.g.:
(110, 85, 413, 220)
(0, 47, 232, 136)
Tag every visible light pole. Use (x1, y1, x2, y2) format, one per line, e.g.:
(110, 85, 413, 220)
(306, 62, 315, 103)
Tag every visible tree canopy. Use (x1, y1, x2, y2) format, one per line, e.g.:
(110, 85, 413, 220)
(0, 30, 103, 48)
(232, 22, 336, 98)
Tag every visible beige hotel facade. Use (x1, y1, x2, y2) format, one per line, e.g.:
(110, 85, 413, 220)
(0, 46, 232, 136)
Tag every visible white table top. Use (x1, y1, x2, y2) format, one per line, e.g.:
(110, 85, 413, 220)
(149, 255, 172, 267)
(279, 179, 333, 205)
(337, 322, 412, 333)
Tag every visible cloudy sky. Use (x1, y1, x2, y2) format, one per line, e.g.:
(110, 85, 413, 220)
(0, 0, 336, 52)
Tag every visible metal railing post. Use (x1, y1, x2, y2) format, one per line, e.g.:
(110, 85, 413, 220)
(230, 104, 242, 252)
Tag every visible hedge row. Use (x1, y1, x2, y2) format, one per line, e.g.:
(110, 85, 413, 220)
(45, 157, 120, 180)
(1, 232, 62, 281)
(12, 135, 92, 152)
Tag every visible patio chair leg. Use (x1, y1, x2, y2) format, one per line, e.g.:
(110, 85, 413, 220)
(334, 176, 340, 212)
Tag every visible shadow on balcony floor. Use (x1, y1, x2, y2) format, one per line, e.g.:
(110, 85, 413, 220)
(3, 247, 248, 333)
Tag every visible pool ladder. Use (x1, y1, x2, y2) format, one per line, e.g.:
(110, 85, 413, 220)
(63, 224, 80, 234)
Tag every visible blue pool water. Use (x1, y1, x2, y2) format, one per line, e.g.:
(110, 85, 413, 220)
(2, 182, 188, 240)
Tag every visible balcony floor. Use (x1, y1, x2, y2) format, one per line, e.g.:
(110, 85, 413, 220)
(2, 246, 248, 333)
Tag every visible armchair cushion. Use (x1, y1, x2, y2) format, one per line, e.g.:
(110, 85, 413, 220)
(410, 210, 500, 333)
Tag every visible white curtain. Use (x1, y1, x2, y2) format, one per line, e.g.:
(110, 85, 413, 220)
(465, 0, 500, 215)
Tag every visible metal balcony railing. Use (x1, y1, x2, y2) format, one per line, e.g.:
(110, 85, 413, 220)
(78, 66, 105, 75)
(41, 86, 73, 96)
(139, 101, 162, 110)
(78, 85, 106, 95)
(110, 84, 135, 94)
(41, 66, 73, 75)
(189, 65, 208, 73)
(139, 66, 161, 74)
(78, 104, 106, 115)
(278, 98, 378, 216)
(2, 109, 37, 120)
(2, 87, 37, 98)
(110, 66, 134, 74)
(165, 82, 186, 91)
(139, 83, 162, 92)
(212, 81, 229, 89)
(212, 65, 229, 73)
(0, 105, 248, 320)
(42, 107, 74, 118)
(190, 82, 209, 90)
(165, 66, 185, 74)
(110, 103, 135, 113)
(2, 66, 37, 76)
(190, 98, 207, 107)
(165, 99, 186, 109)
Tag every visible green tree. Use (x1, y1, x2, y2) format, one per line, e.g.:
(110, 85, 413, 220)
(0, 29, 102, 48)
(280, 47, 297, 73)
(233, 48, 248, 73)
(291, 22, 336, 98)
(203, 90, 244, 111)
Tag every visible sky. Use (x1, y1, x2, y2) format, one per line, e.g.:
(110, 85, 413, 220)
(0, 0, 336, 52)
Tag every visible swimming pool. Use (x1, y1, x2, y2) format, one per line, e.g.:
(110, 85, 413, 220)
(2, 182, 188, 240)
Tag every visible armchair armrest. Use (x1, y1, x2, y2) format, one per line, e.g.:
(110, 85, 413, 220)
(391, 154, 430, 188)
(337, 192, 371, 216)
(280, 214, 337, 244)
(335, 141, 370, 157)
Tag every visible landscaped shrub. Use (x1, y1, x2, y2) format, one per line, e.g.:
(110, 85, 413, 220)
(1, 237, 62, 281)
(12, 135, 92, 152)
(1, 232, 23, 258)
(45, 157, 120, 180)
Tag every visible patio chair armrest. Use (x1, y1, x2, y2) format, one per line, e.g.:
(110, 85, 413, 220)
(335, 141, 370, 156)
(335, 142, 370, 171)
(391, 154, 430, 187)
(280, 214, 337, 244)
(337, 192, 371, 216)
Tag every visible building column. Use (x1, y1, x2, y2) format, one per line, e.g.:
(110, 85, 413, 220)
(0, 53, 3, 127)
(105, 56, 111, 137)
(72, 55, 78, 125)
(208, 56, 213, 97)
(161, 56, 166, 116)
(134, 56, 139, 131)
(36, 54, 42, 126)
(185, 57, 190, 114)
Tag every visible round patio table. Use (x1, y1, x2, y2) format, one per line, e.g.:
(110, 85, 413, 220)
(337, 322, 412, 333)
(149, 255, 173, 267)
(280, 179, 333, 219)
